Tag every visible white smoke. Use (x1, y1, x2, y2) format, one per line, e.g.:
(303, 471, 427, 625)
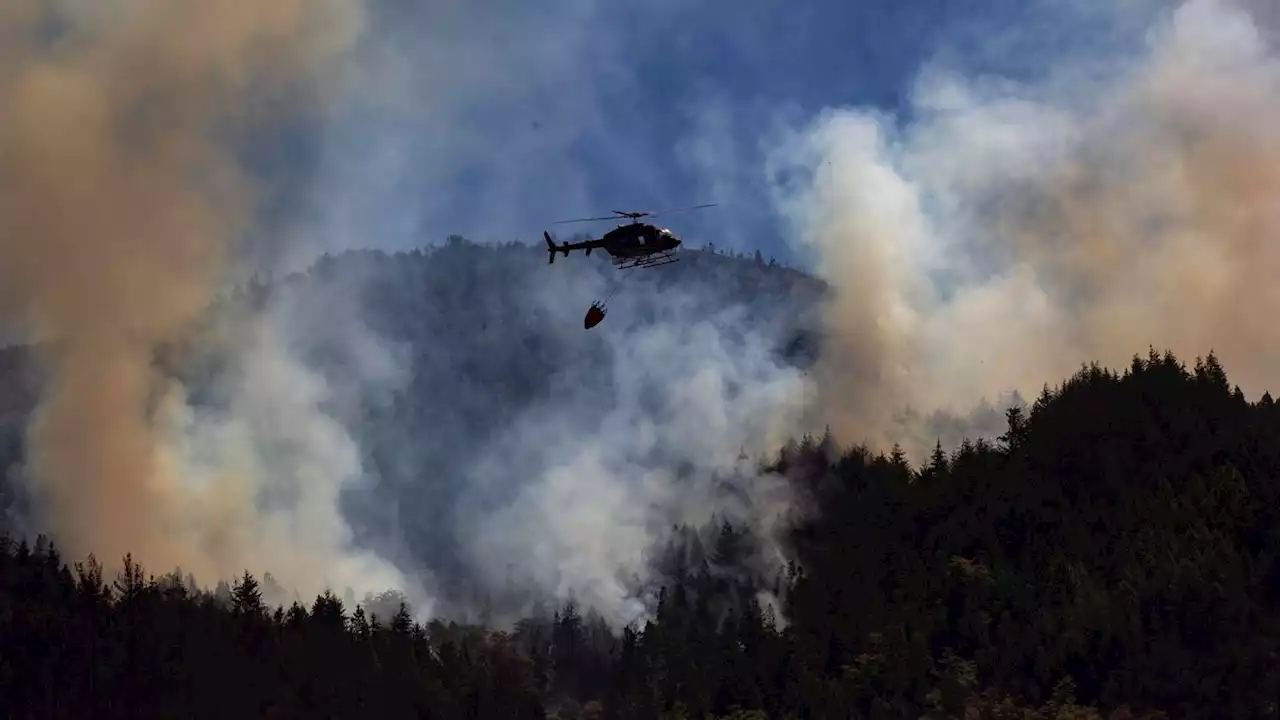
(765, 0, 1280, 460)
(460, 278, 811, 626)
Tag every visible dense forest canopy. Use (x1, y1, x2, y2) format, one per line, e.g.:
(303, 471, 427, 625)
(0, 240, 1276, 720)
(4, 310, 1279, 716)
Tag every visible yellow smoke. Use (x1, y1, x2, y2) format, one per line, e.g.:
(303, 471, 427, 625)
(774, 0, 1280, 458)
(0, 1, 367, 586)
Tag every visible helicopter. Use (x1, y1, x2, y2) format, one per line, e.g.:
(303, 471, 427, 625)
(543, 204, 716, 270)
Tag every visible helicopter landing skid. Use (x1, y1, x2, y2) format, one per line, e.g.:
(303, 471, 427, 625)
(613, 252, 680, 270)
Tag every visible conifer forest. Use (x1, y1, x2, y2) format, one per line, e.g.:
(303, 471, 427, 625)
(2, 244, 1278, 719)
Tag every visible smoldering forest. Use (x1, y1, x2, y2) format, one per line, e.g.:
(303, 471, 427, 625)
(3, 0, 1280, 650)
(0, 235, 1014, 627)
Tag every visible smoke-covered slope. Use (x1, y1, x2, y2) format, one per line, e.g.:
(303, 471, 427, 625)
(0, 236, 1021, 625)
(287, 238, 825, 619)
(0, 236, 829, 622)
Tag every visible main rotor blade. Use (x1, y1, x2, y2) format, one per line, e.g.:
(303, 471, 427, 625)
(552, 203, 715, 225)
(643, 203, 718, 218)
(552, 215, 622, 224)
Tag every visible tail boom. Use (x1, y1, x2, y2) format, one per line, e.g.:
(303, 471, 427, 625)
(544, 232, 591, 263)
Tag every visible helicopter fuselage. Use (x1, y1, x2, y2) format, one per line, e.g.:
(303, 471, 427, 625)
(543, 221, 682, 268)
(544, 205, 713, 269)
(598, 222, 681, 257)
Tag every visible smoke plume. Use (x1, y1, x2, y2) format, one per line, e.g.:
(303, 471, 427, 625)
(459, 261, 812, 627)
(768, 0, 1280, 459)
(0, 0, 429, 610)
(257, 0, 824, 628)
(26, 0, 1264, 632)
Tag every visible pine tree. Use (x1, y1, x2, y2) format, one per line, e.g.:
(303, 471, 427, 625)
(232, 570, 265, 617)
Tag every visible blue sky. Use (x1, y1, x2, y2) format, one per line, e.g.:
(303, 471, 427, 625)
(254, 0, 1165, 272)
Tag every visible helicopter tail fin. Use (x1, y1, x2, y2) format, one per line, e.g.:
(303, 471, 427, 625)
(544, 232, 556, 264)
(544, 232, 573, 263)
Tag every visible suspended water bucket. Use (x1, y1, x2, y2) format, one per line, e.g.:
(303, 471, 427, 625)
(584, 301, 606, 329)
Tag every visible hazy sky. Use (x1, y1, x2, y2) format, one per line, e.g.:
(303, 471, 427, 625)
(253, 0, 1167, 271)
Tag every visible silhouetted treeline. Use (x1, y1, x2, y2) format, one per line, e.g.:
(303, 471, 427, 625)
(771, 348, 1280, 719)
(5, 347, 1280, 717)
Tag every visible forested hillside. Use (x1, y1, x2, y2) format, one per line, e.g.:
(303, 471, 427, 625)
(0, 237, 832, 618)
(4, 241, 1277, 718)
(4, 345, 1280, 718)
